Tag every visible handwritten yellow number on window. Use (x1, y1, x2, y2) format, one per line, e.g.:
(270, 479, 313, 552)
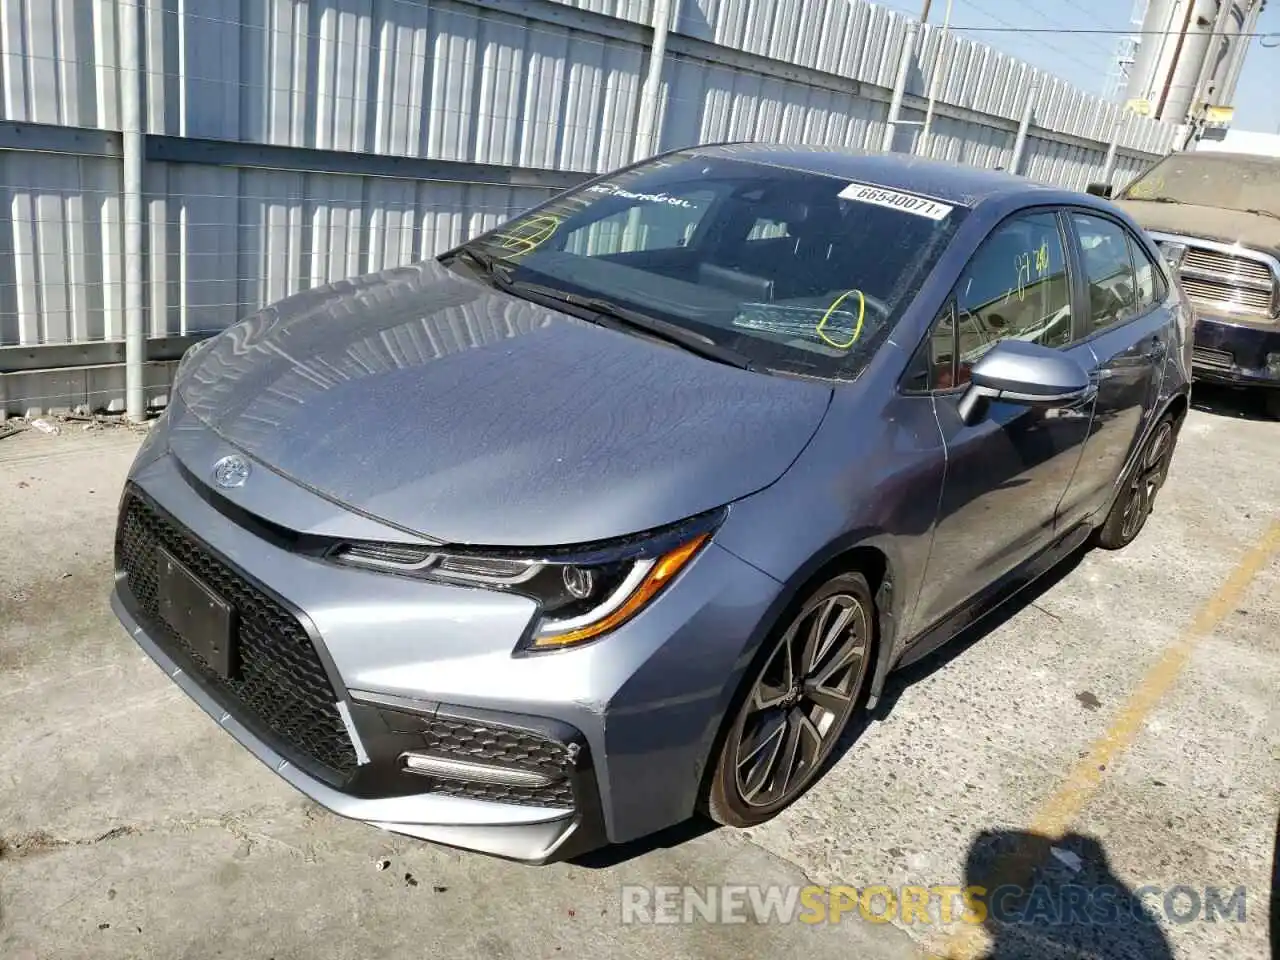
(1013, 253, 1031, 302)
(816, 289, 866, 350)
(1035, 240, 1049, 276)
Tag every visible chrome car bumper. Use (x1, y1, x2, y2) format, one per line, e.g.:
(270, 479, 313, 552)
(110, 421, 783, 862)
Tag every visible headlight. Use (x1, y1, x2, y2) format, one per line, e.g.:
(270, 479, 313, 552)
(328, 508, 725, 650)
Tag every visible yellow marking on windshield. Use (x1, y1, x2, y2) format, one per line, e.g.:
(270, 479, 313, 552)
(493, 214, 562, 256)
(1034, 239, 1049, 276)
(816, 289, 866, 350)
(1128, 174, 1164, 199)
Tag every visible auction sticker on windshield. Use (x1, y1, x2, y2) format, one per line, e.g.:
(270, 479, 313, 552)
(838, 182, 954, 221)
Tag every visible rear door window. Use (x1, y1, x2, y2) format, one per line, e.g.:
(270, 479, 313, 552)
(1127, 233, 1164, 313)
(1071, 213, 1139, 333)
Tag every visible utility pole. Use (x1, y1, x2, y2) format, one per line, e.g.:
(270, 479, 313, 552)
(634, 0, 675, 162)
(882, 20, 920, 152)
(919, 0, 955, 156)
(920, 0, 933, 22)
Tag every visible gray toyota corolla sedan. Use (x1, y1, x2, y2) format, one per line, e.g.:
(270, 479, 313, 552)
(112, 143, 1192, 863)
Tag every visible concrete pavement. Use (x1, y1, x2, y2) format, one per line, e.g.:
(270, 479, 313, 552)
(1, 385, 1276, 959)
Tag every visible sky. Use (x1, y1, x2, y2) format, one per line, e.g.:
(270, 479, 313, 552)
(876, 0, 1280, 133)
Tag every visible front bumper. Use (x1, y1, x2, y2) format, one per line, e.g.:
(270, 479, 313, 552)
(1191, 313, 1280, 388)
(114, 582, 601, 862)
(110, 427, 784, 862)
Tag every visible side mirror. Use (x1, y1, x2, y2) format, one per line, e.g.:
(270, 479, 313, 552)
(957, 339, 1096, 425)
(1085, 182, 1114, 199)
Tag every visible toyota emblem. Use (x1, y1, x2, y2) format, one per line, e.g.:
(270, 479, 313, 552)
(212, 454, 251, 489)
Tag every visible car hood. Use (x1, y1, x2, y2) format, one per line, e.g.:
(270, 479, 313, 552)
(1113, 199, 1280, 257)
(175, 259, 833, 547)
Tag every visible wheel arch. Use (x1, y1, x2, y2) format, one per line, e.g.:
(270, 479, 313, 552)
(1162, 388, 1190, 430)
(693, 533, 904, 812)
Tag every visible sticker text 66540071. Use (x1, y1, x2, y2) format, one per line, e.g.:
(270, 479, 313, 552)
(837, 182, 955, 221)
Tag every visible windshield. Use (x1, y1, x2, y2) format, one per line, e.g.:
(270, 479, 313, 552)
(448, 153, 967, 379)
(1119, 153, 1280, 217)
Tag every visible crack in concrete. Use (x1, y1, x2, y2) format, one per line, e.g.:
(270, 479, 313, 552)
(0, 802, 322, 864)
(0, 825, 138, 860)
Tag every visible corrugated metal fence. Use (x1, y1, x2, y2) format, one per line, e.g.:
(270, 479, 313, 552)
(0, 0, 1183, 417)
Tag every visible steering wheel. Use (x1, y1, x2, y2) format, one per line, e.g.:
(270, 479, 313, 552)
(812, 289, 890, 349)
(857, 291, 890, 320)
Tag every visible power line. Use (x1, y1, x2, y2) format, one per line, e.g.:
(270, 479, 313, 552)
(951, 0, 1118, 81)
(942, 26, 1277, 37)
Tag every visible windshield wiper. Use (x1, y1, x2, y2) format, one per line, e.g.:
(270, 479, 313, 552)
(1241, 208, 1280, 221)
(508, 281, 758, 371)
(448, 246, 514, 281)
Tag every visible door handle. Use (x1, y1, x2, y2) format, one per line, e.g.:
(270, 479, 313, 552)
(1141, 338, 1167, 361)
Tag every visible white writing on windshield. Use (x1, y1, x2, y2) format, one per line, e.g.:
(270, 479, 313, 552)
(587, 184, 697, 208)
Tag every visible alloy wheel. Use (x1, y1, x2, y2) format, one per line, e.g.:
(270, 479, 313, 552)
(733, 592, 870, 809)
(1119, 420, 1174, 541)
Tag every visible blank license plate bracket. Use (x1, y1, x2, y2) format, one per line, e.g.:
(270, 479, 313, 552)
(155, 546, 238, 679)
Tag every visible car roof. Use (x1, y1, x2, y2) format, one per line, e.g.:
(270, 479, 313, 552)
(682, 142, 1059, 208)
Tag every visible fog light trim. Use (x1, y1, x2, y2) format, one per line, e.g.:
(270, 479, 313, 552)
(400, 751, 557, 787)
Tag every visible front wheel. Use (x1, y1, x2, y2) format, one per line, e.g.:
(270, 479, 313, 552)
(704, 571, 874, 828)
(1093, 412, 1178, 550)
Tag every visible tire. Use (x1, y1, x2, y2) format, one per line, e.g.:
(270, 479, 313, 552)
(1264, 391, 1280, 421)
(704, 571, 875, 828)
(1093, 412, 1178, 550)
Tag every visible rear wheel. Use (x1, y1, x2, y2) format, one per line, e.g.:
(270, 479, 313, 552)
(1093, 413, 1178, 550)
(705, 571, 874, 828)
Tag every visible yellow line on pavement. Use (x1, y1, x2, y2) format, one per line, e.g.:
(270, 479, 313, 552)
(929, 520, 1280, 960)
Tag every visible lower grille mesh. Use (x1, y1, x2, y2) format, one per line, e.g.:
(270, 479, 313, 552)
(116, 490, 359, 782)
(411, 714, 577, 808)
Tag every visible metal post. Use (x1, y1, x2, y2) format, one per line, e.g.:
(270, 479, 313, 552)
(1186, 0, 1237, 125)
(918, 0, 954, 157)
(1102, 125, 1122, 185)
(121, 0, 145, 421)
(882, 20, 919, 152)
(1216, 0, 1264, 108)
(1009, 80, 1039, 176)
(633, 0, 675, 162)
(1155, 0, 1200, 118)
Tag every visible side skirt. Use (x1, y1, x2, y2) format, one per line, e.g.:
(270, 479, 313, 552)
(881, 522, 1095, 680)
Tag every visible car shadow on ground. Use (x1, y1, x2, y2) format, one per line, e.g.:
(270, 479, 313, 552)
(568, 816, 720, 869)
(1189, 381, 1276, 422)
(960, 828, 1176, 959)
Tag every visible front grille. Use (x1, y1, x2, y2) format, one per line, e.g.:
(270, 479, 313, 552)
(406, 714, 578, 808)
(1172, 242, 1277, 320)
(1192, 346, 1234, 370)
(1180, 275, 1275, 316)
(1182, 246, 1275, 287)
(116, 491, 359, 782)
